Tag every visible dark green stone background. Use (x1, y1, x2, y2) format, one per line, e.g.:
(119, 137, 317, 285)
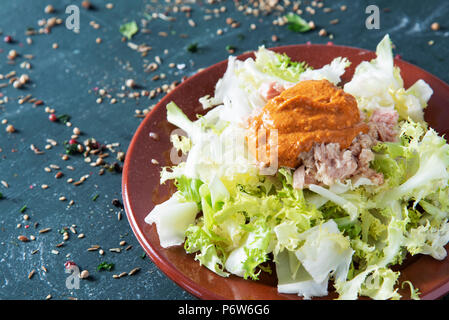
(0, 0, 448, 300)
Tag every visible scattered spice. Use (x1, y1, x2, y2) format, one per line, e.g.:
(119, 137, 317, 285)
(6, 124, 15, 133)
(80, 270, 89, 279)
(18, 235, 29, 242)
(28, 269, 36, 279)
(431, 22, 440, 31)
(48, 114, 58, 122)
(64, 261, 77, 269)
(81, 0, 92, 9)
(39, 227, 51, 234)
(44, 4, 54, 14)
(112, 198, 123, 209)
(129, 267, 140, 276)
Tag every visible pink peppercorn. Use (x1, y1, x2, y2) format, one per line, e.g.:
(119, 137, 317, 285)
(64, 261, 77, 269)
(49, 114, 58, 122)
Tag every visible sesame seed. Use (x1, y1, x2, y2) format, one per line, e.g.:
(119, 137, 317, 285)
(28, 269, 36, 279)
(39, 228, 52, 234)
(129, 267, 141, 276)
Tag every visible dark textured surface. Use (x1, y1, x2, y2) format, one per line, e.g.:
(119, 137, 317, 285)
(0, 0, 448, 300)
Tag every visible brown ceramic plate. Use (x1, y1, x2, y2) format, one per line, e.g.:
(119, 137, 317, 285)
(122, 44, 449, 300)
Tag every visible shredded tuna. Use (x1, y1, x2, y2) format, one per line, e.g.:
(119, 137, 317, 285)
(292, 108, 398, 189)
(368, 108, 399, 142)
(313, 143, 358, 186)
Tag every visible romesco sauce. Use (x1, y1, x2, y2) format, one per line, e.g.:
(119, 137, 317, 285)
(246, 79, 368, 169)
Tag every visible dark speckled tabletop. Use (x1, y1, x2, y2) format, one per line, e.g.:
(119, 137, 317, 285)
(0, 0, 448, 300)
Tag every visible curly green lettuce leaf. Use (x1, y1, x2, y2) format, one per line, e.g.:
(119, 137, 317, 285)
(344, 34, 433, 123)
(225, 218, 272, 280)
(254, 46, 309, 83)
(184, 224, 229, 277)
(377, 121, 449, 205)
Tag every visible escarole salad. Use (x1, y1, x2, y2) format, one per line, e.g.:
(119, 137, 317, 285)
(145, 34, 449, 300)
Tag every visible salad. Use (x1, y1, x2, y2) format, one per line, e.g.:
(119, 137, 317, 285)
(145, 34, 449, 300)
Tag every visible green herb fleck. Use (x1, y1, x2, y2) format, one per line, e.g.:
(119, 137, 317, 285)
(140, 252, 146, 259)
(59, 228, 67, 234)
(63, 140, 79, 155)
(20, 205, 27, 213)
(97, 261, 115, 272)
(225, 45, 236, 52)
(187, 42, 198, 53)
(0, 192, 3, 199)
(285, 13, 312, 33)
(57, 114, 71, 124)
(119, 21, 139, 40)
(92, 194, 99, 201)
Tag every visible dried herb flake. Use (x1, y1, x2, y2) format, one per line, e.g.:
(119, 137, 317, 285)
(119, 21, 139, 40)
(285, 13, 312, 33)
(97, 261, 115, 271)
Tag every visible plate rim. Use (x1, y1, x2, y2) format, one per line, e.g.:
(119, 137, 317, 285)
(122, 43, 449, 300)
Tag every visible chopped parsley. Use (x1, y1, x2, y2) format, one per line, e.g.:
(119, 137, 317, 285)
(57, 114, 71, 124)
(0, 192, 3, 199)
(63, 141, 79, 155)
(92, 194, 99, 201)
(20, 205, 27, 213)
(285, 13, 312, 33)
(187, 42, 198, 53)
(119, 21, 139, 40)
(97, 262, 115, 272)
(225, 45, 236, 52)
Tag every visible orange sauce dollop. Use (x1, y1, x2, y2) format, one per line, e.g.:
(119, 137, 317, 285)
(246, 79, 368, 168)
